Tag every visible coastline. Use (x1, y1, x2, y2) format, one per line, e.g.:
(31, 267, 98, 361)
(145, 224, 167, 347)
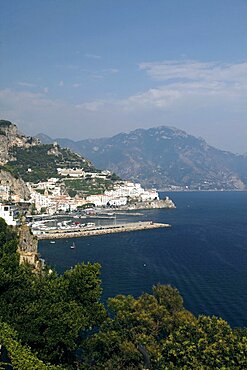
(36, 221, 171, 240)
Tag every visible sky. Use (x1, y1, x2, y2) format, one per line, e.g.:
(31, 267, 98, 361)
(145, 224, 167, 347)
(0, 0, 247, 153)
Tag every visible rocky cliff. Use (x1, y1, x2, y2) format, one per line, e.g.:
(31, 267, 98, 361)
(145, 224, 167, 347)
(0, 120, 38, 200)
(0, 120, 39, 165)
(0, 169, 30, 201)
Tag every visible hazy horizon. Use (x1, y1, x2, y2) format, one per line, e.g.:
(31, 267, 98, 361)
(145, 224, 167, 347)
(1, 0, 246, 154)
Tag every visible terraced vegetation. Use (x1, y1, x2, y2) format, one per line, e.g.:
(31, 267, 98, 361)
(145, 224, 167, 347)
(3, 144, 94, 183)
(2, 142, 121, 197)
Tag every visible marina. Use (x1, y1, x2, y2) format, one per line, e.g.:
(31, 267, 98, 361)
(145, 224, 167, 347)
(36, 221, 171, 240)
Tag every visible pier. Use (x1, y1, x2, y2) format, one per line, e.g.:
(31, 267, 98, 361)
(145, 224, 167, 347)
(36, 221, 171, 240)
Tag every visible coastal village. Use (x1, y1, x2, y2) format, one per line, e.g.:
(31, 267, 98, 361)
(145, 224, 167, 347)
(27, 173, 162, 214)
(0, 158, 175, 223)
(0, 120, 175, 255)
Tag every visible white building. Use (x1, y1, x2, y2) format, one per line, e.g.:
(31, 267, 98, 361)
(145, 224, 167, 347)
(86, 194, 110, 207)
(57, 168, 85, 177)
(30, 191, 56, 214)
(0, 185, 10, 200)
(86, 194, 128, 207)
(140, 189, 159, 202)
(28, 179, 62, 197)
(105, 182, 144, 198)
(101, 170, 112, 176)
(108, 197, 127, 206)
(0, 203, 20, 226)
(84, 172, 108, 179)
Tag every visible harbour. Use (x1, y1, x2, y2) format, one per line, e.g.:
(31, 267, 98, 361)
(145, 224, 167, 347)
(36, 221, 171, 240)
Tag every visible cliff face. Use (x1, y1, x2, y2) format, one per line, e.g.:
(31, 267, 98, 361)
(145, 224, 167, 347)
(0, 120, 39, 165)
(0, 120, 39, 201)
(0, 169, 30, 201)
(0, 121, 17, 164)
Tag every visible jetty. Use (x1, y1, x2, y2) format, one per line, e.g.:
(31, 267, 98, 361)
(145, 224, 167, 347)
(36, 221, 171, 240)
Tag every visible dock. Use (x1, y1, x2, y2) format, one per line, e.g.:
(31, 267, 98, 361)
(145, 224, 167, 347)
(36, 221, 171, 240)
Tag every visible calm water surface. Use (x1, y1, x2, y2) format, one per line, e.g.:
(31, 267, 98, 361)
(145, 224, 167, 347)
(39, 192, 247, 327)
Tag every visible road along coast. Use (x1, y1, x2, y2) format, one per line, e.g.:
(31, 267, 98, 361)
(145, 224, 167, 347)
(36, 221, 171, 240)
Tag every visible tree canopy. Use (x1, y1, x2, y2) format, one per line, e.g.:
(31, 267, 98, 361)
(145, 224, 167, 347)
(0, 218, 246, 369)
(0, 219, 106, 367)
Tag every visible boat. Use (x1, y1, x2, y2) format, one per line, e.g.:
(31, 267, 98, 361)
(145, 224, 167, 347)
(70, 242, 76, 249)
(86, 222, 96, 228)
(50, 240, 56, 244)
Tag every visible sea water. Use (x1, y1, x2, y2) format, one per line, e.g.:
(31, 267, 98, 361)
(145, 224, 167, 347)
(39, 192, 247, 328)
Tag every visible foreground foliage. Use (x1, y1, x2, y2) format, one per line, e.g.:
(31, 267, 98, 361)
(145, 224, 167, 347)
(0, 218, 246, 369)
(0, 321, 62, 369)
(0, 219, 105, 367)
(82, 286, 247, 369)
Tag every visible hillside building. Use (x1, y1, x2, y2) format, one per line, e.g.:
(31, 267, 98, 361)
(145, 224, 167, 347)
(0, 203, 20, 226)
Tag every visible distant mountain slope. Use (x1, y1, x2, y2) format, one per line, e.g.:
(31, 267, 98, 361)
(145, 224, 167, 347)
(36, 126, 247, 190)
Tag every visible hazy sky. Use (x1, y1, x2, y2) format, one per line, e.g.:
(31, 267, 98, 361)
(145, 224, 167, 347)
(0, 0, 247, 153)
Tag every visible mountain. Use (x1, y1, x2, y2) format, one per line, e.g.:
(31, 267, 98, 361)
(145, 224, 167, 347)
(36, 126, 247, 190)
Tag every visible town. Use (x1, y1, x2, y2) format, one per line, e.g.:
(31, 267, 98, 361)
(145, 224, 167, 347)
(0, 166, 175, 228)
(0, 121, 175, 233)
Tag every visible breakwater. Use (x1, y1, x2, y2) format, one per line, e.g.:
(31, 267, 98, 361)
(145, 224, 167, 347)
(36, 221, 171, 240)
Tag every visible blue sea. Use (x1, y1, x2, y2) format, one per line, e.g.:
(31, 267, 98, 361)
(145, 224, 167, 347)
(38, 192, 247, 328)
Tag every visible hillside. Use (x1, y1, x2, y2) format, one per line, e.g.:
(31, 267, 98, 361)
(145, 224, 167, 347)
(4, 143, 94, 183)
(37, 126, 247, 190)
(0, 120, 119, 199)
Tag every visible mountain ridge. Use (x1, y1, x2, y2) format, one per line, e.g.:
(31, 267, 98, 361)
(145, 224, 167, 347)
(36, 125, 247, 191)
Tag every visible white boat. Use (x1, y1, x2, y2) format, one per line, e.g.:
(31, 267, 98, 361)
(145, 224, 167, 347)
(50, 240, 56, 244)
(70, 242, 76, 249)
(86, 222, 96, 228)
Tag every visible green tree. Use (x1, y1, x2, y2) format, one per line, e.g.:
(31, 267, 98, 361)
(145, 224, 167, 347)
(82, 285, 194, 369)
(153, 284, 184, 313)
(0, 321, 63, 369)
(1, 217, 247, 369)
(0, 263, 106, 366)
(160, 315, 247, 369)
(81, 286, 247, 370)
(0, 218, 106, 367)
